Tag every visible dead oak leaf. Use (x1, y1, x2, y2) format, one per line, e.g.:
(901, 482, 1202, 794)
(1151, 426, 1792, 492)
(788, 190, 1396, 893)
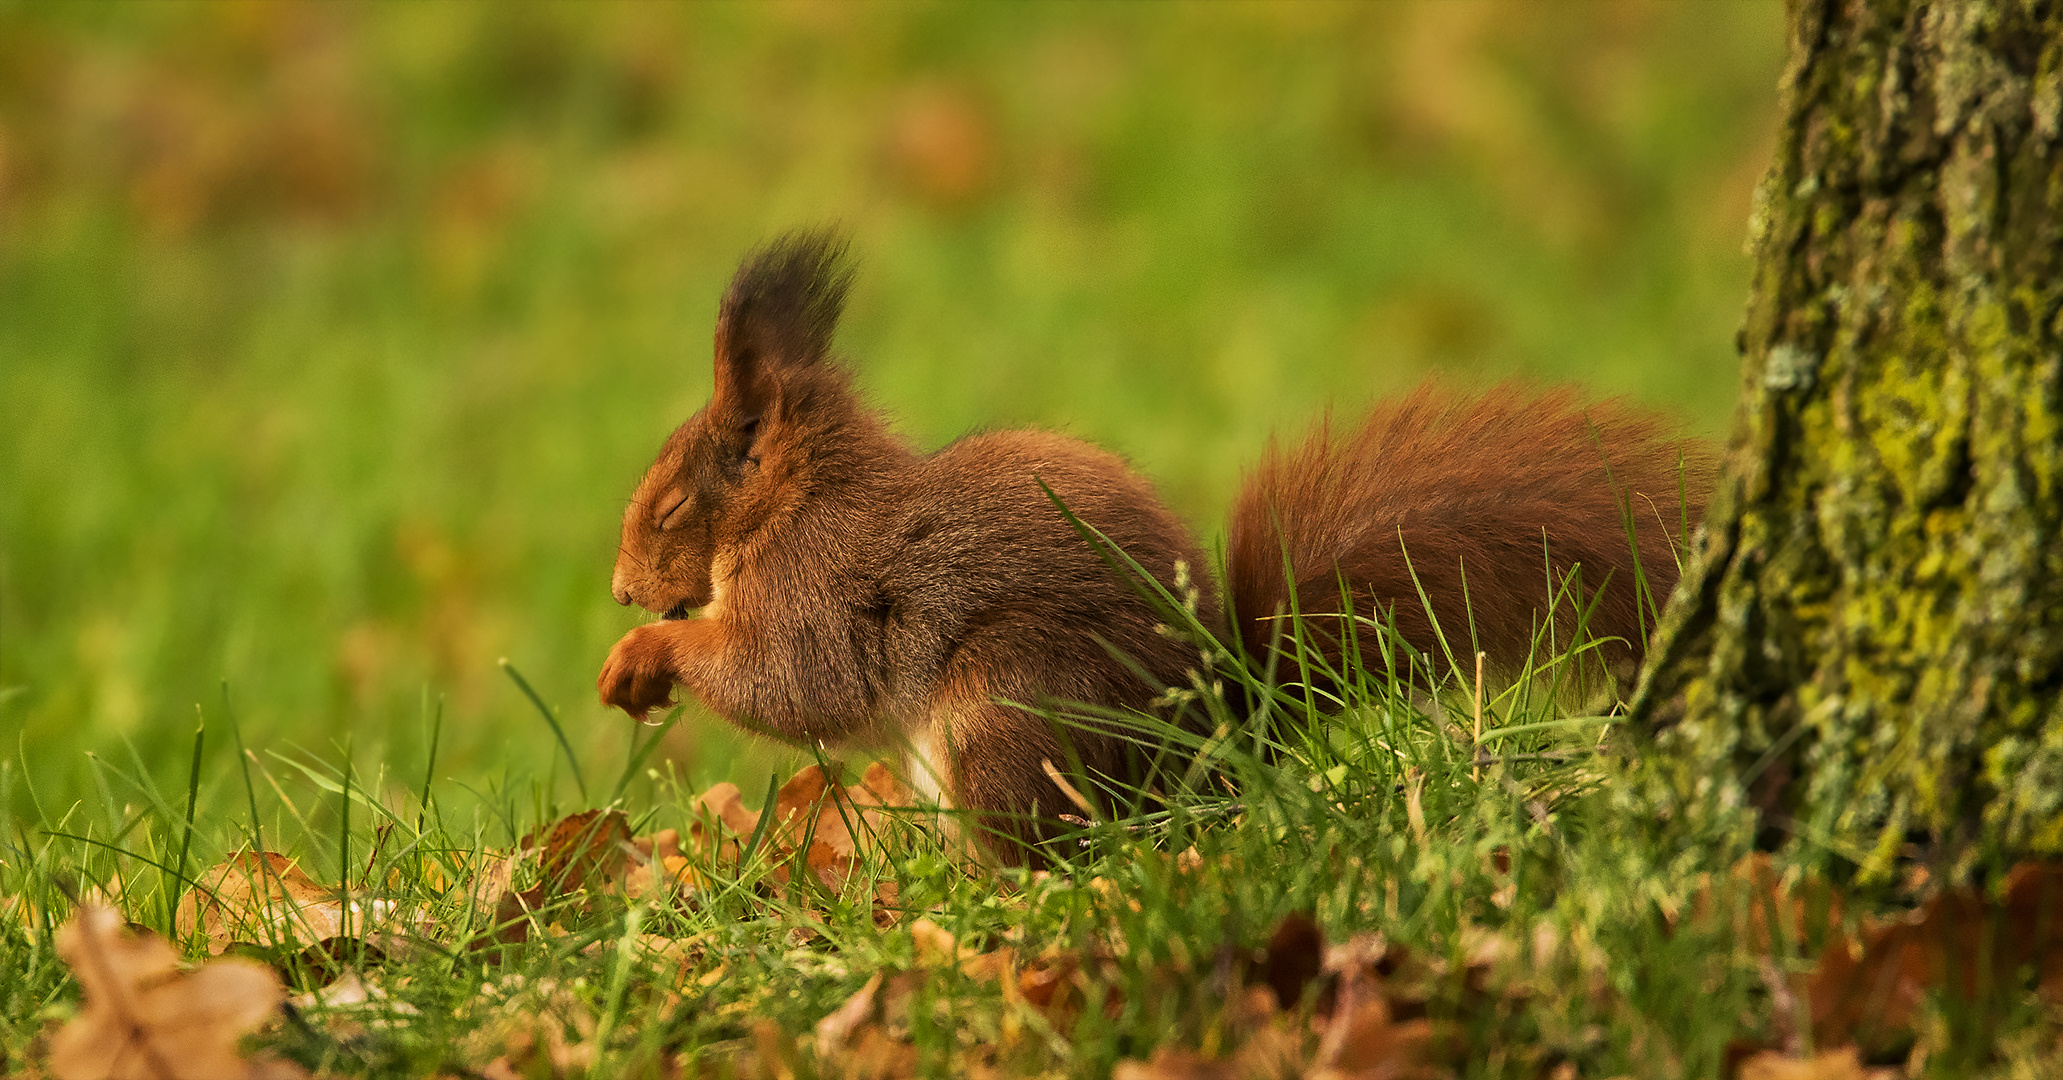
(177, 851, 354, 956)
(814, 970, 885, 1061)
(1735, 1047, 1899, 1080)
(51, 905, 306, 1080)
(464, 976, 597, 1077)
(1310, 970, 1446, 1080)
(1111, 1012, 1311, 1080)
(479, 810, 640, 945)
(1111, 1048, 1242, 1080)
(1806, 860, 2063, 1053)
(689, 762, 917, 897)
(529, 809, 634, 894)
(625, 828, 708, 900)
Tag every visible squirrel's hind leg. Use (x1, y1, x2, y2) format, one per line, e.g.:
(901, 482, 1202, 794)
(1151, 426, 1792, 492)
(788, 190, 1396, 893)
(919, 682, 1139, 869)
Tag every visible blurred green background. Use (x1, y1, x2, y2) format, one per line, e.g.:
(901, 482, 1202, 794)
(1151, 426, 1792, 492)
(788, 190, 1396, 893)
(0, 1, 1782, 821)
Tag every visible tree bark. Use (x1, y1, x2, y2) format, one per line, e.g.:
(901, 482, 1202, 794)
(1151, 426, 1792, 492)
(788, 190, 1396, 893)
(1632, 0, 2063, 882)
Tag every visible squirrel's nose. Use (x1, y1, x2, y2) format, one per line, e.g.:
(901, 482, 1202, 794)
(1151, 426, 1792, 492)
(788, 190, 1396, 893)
(612, 585, 632, 606)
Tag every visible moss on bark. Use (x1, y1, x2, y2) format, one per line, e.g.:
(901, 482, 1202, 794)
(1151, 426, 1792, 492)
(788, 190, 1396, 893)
(1633, 0, 2063, 882)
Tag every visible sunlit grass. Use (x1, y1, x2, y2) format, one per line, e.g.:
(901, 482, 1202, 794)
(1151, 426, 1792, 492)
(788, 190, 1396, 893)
(0, 572, 1742, 1077)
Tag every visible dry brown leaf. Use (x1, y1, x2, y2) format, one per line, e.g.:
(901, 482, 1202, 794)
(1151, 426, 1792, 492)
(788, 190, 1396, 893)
(479, 810, 643, 945)
(823, 913, 1382, 1080)
(1017, 951, 1079, 1013)
(1107, 978, 1310, 1078)
(623, 829, 705, 900)
(840, 1023, 919, 1079)
(1712, 855, 1846, 958)
(693, 781, 760, 841)
(1257, 912, 1326, 1011)
(476, 814, 711, 942)
(807, 970, 942, 1080)
(468, 849, 518, 918)
(1111, 1048, 1242, 1080)
(1310, 995, 1442, 1079)
(686, 761, 918, 901)
(1805, 860, 2063, 1053)
(467, 976, 597, 1077)
(287, 969, 418, 1042)
(177, 850, 352, 956)
(1735, 1047, 1898, 1080)
(175, 850, 411, 982)
(1311, 929, 1447, 1080)
(531, 809, 634, 893)
(961, 945, 1017, 990)
(815, 970, 884, 1060)
(909, 917, 972, 967)
(51, 905, 305, 1080)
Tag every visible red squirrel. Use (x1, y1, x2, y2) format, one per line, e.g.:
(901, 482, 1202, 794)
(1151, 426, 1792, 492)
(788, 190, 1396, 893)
(599, 230, 1709, 858)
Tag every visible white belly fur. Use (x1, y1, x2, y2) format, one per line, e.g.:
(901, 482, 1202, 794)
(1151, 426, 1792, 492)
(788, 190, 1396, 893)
(903, 725, 951, 808)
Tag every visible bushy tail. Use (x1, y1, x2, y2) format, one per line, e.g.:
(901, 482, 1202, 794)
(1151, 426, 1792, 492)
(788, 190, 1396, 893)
(1224, 382, 1712, 693)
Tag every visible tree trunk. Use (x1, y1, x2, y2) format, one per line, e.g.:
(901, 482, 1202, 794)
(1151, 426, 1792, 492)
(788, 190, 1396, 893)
(1632, 0, 2063, 882)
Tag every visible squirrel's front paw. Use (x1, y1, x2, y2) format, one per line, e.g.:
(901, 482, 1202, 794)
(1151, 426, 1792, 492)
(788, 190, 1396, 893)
(598, 624, 679, 720)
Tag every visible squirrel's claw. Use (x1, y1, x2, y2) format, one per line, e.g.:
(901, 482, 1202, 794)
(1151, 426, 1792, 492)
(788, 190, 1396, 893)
(598, 625, 679, 719)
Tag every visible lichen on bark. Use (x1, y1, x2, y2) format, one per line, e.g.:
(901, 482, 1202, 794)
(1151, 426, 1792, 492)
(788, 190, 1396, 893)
(1632, 0, 2063, 882)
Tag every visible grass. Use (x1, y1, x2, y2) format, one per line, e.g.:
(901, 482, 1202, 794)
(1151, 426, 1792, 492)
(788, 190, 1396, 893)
(2, 560, 1754, 1077)
(11, 553, 2058, 1076)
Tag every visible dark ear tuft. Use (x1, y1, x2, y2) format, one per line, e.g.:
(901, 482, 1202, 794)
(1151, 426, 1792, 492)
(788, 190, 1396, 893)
(712, 229, 854, 408)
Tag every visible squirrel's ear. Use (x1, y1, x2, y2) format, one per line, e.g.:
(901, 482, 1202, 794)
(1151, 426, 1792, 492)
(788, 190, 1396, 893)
(711, 229, 853, 419)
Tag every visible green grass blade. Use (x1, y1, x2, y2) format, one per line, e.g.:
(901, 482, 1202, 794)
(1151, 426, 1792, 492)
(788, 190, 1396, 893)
(172, 710, 204, 938)
(501, 658, 587, 802)
(223, 684, 266, 857)
(610, 705, 680, 805)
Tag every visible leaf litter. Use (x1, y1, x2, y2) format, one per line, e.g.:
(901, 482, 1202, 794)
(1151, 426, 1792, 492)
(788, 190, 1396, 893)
(50, 905, 308, 1080)
(33, 759, 2063, 1078)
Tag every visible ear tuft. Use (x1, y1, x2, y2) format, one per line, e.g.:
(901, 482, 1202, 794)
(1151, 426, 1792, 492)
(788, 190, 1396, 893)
(713, 229, 854, 396)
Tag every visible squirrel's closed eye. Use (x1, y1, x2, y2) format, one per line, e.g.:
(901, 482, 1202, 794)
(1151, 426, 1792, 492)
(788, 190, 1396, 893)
(657, 492, 691, 530)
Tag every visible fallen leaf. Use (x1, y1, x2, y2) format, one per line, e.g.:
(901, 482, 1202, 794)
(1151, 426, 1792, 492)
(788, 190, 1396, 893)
(1258, 912, 1326, 1010)
(840, 1023, 919, 1079)
(50, 905, 306, 1080)
(814, 970, 883, 1060)
(686, 761, 918, 901)
(1111, 1047, 1241, 1080)
(479, 810, 641, 945)
(693, 782, 760, 843)
(910, 917, 969, 967)
(468, 849, 518, 918)
(1735, 1047, 1898, 1079)
(531, 809, 633, 894)
(1805, 860, 2063, 1053)
(1310, 991, 1442, 1079)
(177, 850, 350, 955)
(466, 976, 596, 1077)
(960, 945, 1017, 989)
(1312, 928, 1447, 1080)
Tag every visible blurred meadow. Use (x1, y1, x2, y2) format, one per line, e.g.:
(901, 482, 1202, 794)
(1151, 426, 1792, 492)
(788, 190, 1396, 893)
(0, 1, 1782, 821)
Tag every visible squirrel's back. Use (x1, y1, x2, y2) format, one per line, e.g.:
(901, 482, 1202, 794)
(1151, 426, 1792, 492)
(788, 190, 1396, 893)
(879, 429, 1213, 709)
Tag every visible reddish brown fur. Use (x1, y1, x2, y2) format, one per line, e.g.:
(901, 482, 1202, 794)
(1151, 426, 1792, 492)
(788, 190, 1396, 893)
(1226, 385, 1710, 691)
(601, 232, 1213, 860)
(600, 231, 1710, 863)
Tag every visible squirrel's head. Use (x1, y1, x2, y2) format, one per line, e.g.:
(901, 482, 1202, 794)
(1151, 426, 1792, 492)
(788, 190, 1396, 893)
(611, 230, 857, 617)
